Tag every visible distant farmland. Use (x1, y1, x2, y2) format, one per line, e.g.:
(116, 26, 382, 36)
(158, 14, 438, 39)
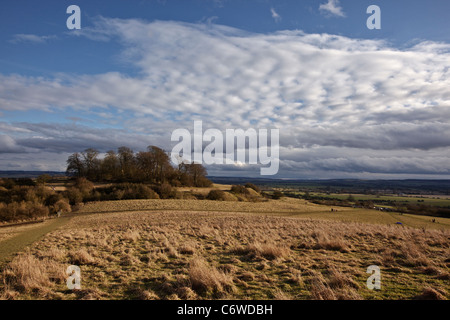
(307, 193, 450, 208)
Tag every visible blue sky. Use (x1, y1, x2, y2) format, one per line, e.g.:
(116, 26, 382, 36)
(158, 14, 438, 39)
(1, 0, 450, 178)
(2, 0, 450, 77)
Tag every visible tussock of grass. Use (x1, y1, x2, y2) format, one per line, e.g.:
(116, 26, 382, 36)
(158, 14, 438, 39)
(311, 231, 349, 252)
(1, 253, 65, 295)
(414, 287, 447, 300)
(247, 242, 290, 260)
(120, 252, 140, 266)
(74, 288, 106, 300)
(175, 286, 198, 299)
(69, 248, 96, 265)
(40, 247, 66, 261)
(231, 242, 290, 261)
(179, 243, 196, 255)
(272, 288, 292, 300)
(309, 277, 336, 300)
(122, 230, 140, 242)
(189, 258, 235, 297)
(326, 267, 360, 293)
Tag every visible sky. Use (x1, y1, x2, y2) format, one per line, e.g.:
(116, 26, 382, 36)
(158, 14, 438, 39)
(0, 0, 450, 179)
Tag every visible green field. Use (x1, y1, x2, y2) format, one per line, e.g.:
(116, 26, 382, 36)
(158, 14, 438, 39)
(307, 192, 450, 207)
(0, 215, 72, 267)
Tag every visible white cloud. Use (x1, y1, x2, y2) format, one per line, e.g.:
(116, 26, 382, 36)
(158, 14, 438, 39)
(0, 135, 22, 153)
(270, 8, 281, 22)
(1, 19, 450, 177)
(10, 34, 57, 44)
(319, 0, 346, 18)
(2, 20, 448, 127)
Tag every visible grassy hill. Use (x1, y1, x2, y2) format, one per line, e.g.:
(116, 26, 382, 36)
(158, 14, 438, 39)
(0, 196, 448, 300)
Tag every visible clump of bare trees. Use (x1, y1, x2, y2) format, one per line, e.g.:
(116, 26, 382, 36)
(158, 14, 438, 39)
(66, 145, 212, 187)
(0, 145, 212, 223)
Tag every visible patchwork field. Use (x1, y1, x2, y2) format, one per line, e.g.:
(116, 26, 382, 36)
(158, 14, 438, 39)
(308, 192, 450, 208)
(0, 198, 448, 300)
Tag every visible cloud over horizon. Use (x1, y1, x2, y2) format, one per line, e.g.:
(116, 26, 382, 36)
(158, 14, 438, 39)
(1, 19, 450, 177)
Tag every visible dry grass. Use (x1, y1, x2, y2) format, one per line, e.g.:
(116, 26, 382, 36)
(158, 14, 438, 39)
(75, 197, 328, 215)
(232, 242, 290, 261)
(1, 253, 66, 298)
(414, 287, 447, 300)
(188, 258, 235, 297)
(69, 248, 96, 265)
(122, 230, 140, 242)
(0, 199, 449, 300)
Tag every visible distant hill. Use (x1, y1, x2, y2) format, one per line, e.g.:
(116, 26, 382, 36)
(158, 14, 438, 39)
(1, 172, 448, 195)
(208, 176, 450, 195)
(0, 171, 66, 178)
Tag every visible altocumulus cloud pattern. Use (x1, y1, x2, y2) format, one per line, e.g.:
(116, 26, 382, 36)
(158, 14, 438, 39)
(1, 19, 450, 178)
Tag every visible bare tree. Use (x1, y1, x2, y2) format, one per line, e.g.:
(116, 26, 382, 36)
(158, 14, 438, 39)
(81, 148, 100, 180)
(66, 152, 85, 177)
(101, 150, 120, 181)
(118, 146, 136, 181)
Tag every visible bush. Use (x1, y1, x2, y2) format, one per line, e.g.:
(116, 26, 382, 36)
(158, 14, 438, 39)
(196, 177, 213, 188)
(53, 199, 72, 214)
(179, 173, 194, 187)
(44, 193, 63, 207)
(272, 190, 284, 199)
(0, 201, 49, 222)
(245, 183, 260, 193)
(0, 202, 18, 221)
(26, 202, 49, 219)
(65, 187, 84, 205)
(74, 178, 94, 196)
(24, 188, 39, 203)
(0, 178, 16, 189)
(112, 189, 125, 200)
(36, 174, 52, 186)
(120, 184, 146, 199)
(91, 190, 102, 201)
(230, 185, 249, 195)
(11, 178, 35, 187)
(134, 184, 160, 199)
(0, 184, 69, 222)
(206, 190, 227, 201)
(156, 182, 175, 199)
(95, 183, 160, 201)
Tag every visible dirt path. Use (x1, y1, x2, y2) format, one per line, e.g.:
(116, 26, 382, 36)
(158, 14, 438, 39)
(0, 215, 73, 269)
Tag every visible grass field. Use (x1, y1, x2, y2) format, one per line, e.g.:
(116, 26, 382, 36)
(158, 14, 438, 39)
(0, 197, 449, 300)
(72, 198, 450, 230)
